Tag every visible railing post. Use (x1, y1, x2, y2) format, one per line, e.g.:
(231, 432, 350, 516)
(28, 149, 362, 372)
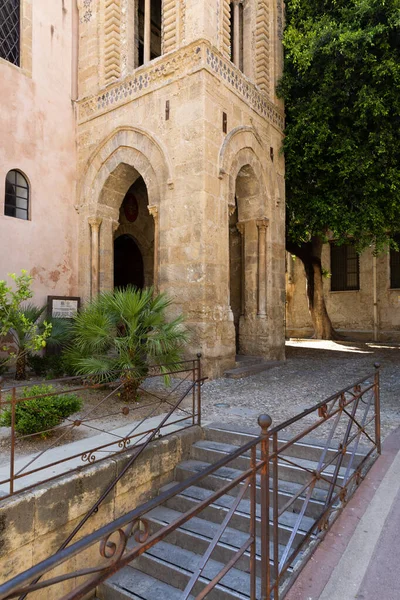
(250, 445, 257, 599)
(258, 413, 272, 600)
(192, 359, 196, 426)
(197, 353, 202, 427)
(374, 362, 381, 454)
(10, 387, 16, 495)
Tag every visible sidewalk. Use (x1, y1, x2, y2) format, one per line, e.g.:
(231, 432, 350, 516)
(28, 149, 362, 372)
(0, 413, 193, 496)
(286, 425, 400, 600)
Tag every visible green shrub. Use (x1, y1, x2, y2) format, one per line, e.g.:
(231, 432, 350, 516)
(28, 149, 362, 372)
(0, 384, 82, 437)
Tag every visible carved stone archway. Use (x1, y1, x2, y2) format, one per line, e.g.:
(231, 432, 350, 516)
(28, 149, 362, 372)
(219, 127, 282, 357)
(78, 127, 172, 301)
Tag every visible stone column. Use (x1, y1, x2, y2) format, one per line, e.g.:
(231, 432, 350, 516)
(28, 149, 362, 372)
(256, 218, 269, 318)
(88, 217, 102, 298)
(148, 205, 159, 293)
(144, 0, 151, 64)
(236, 221, 246, 316)
(233, 0, 241, 67)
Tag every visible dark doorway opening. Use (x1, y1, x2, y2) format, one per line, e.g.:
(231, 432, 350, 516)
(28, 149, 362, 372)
(229, 200, 242, 353)
(114, 234, 145, 290)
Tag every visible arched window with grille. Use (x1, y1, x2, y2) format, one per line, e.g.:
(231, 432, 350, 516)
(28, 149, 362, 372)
(0, 0, 20, 66)
(4, 170, 29, 220)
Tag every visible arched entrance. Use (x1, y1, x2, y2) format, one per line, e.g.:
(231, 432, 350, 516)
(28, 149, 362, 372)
(113, 176, 154, 290)
(228, 162, 267, 356)
(114, 234, 144, 289)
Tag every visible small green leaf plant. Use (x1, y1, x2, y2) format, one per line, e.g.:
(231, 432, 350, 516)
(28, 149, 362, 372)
(0, 271, 52, 380)
(0, 384, 82, 438)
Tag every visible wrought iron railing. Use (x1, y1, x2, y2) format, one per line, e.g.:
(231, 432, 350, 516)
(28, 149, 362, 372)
(0, 357, 203, 500)
(0, 364, 381, 600)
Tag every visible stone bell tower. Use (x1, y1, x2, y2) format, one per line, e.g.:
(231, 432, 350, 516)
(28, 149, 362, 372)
(75, 0, 286, 377)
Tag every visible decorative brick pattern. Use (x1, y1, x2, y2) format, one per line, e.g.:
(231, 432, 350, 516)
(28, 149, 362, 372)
(104, 0, 121, 82)
(78, 41, 284, 130)
(221, 0, 231, 59)
(205, 47, 284, 129)
(162, 0, 177, 54)
(82, 0, 93, 23)
(255, 0, 270, 95)
(179, 0, 186, 44)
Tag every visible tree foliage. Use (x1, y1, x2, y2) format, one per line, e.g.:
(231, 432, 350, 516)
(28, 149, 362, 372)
(0, 272, 52, 378)
(278, 0, 400, 252)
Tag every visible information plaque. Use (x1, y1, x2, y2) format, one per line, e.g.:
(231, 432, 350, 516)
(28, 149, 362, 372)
(47, 296, 80, 319)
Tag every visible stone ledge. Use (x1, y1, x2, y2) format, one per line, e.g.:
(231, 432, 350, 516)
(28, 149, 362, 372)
(0, 425, 203, 589)
(76, 40, 285, 131)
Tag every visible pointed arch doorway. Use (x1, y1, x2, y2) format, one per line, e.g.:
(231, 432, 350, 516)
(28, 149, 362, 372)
(113, 234, 145, 290)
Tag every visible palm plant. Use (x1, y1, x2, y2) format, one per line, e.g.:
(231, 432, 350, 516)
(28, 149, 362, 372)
(65, 287, 188, 400)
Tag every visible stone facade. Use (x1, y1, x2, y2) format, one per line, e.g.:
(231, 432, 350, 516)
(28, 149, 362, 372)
(1, 0, 286, 377)
(0, 0, 79, 301)
(286, 246, 400, 342)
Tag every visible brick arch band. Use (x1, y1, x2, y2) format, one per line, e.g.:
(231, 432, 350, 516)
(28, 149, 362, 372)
(79, 126, 174, 214)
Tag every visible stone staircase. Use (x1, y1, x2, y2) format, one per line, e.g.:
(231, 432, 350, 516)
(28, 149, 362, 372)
(224, 356, 280, 379)
(97, 424, 364, 600)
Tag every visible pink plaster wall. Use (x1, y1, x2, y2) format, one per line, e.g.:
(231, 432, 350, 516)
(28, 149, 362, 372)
(0, 0, 78, 305)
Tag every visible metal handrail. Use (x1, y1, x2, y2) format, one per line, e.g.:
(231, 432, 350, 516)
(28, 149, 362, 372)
(0, 358, 203, 499)
(0, 364, 381, 600)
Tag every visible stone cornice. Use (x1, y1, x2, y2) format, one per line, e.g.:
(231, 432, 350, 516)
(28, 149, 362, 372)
(77, 40, 285, 131)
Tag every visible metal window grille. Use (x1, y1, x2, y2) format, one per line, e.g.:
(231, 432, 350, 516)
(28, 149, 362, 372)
(330, 243, 360, 291)
(4, 169, 29, 219)
(0, 0, 20, 66)
(390, 236, 400, 289)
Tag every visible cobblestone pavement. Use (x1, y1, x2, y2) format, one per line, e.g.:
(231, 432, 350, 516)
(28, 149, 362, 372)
(201, 340, 400, 440)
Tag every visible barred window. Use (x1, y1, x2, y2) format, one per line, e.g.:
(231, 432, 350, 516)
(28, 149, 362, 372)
(330, 243, 360, 291)
(0, 0, 20, 66)
(390, 236, 400, 289)
(4, 170, 29, 219)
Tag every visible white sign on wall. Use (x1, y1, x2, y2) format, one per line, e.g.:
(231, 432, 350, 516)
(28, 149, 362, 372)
(48, 297, 80, 319)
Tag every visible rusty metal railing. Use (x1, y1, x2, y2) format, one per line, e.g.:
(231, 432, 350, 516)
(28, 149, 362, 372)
(0, 357, 203, 500)
(0, 364, 381, 600)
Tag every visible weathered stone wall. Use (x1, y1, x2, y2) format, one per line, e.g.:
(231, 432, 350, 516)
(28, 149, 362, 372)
(76, 36, 286, 376)
(286, 246, 400, 341)
(0, 0, 78, 304)
(0, 426, 202, 598)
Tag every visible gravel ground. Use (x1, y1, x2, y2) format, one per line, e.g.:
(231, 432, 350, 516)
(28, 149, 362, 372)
(1, 340, 398, 464)
(201, 340, 400, 441)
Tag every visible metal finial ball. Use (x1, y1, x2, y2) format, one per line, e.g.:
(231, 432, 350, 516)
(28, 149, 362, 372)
(197, 352, 202, 359)
(374, 362, 381, 370)
(258, 414, 272, 432)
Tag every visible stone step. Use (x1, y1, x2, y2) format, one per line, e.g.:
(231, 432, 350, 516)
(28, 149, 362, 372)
(235, 355, 265, 367)
(175, 460, 326, 520)
(98, 568, 195, 600)
(204, 425, 367, 469)
(160, 482, 315, 544)
(224, 361, 280, 379)
(130, 539, 260, 599)
(144, 504, 307, 571)
(190, 440, 354, 490)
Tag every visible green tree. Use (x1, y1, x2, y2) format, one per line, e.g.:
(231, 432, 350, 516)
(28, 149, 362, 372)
(0, 272, 51, 379)
(278, 0, 400, 338)
(66, 286, 188, 400)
